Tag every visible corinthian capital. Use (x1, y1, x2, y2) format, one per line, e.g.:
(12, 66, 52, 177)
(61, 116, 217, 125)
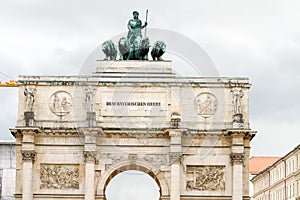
(169, 152, 182, 164)
(21, 150, 36, 162)
(230, 153, 244, 164)
(83, 151, 98, 164)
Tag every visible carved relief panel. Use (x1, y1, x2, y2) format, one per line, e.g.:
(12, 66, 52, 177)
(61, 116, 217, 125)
(195, 93, 218, 117)
(40, 164, 79, 189)
(49, 91, 73, 116)
(186, 165, 225, 191)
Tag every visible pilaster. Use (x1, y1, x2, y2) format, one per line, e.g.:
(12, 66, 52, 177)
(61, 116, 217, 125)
(230, 132, 245, 200)
(169, 129, 182, 200)
(19, 128, 38, 200)
(80, 128, 99, 200)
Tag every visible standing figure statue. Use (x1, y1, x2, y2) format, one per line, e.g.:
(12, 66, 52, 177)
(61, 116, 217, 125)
(24, 88, 36, 111)
(85, 87, 96, 112)
(127, 11, 149, 60)
(127, 11, 147, 46)
(231, 88, 244, 114)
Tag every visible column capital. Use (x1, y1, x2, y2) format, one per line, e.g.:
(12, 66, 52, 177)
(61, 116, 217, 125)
(83, 151, 98, 164)
(230, 153, 244, 164)
(169, 152, 182, 164)
(21, 150, 36, 162)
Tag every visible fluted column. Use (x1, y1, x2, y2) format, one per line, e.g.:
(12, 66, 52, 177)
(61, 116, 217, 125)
(84, 151, 98, 200)
(21, 150, 36, 200)
(20, 128, 37, 200)
(231, 152, 244, 200)
(169, 129, 182, 200)
(170, 152, 182, 200)
(81, 128, 98, 200)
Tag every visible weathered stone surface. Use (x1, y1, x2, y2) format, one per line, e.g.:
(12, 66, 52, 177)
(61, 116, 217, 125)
(11, 61, 256, 200)
(186, 165, 225, 191)
(40, 164, 79, 189)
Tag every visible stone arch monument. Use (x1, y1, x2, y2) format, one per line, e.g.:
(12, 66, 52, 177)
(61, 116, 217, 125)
(10, 11, 256, 200)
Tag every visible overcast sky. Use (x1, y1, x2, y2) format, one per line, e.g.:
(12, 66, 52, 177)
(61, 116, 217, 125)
(0, 1, 299, 198)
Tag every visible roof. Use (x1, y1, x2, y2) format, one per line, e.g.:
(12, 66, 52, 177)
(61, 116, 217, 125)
(249, 156, 280, 175)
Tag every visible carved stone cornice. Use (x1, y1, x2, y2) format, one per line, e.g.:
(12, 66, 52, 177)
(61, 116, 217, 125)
(83, 151, 98, 164)
(21, 150, 36, 162)
(103, 130, 169, 138)
(230, 153, 244, 164)
(10, 128, 40, 138)
(169, 152, 182, 164)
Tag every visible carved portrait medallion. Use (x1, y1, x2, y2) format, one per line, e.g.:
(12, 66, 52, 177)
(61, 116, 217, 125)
(49, 91, 73, 116)
(195, 92, 218, 117)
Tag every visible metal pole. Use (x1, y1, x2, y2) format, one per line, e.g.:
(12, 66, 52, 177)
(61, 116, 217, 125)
(145, 9, 148, 38)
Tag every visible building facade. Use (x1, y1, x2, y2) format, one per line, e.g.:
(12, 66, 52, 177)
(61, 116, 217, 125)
(251, 145, 300, 200)
(0, 140, 16, 200)
(249, 157, 281, 199)
(11, 60, 256, 200)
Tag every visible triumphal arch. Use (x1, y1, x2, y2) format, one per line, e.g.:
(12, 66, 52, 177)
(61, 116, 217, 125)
(11, 11, 256, 200)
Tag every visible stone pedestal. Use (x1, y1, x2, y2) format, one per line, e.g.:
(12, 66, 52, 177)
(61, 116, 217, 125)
(233, 114, 244, 128)
(24, 111, 34, 126)
(86, 112, 96, 127)
(96, 60, 172, 74)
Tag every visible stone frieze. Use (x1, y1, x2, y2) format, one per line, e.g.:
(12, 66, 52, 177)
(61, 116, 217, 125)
(40, 165, 79, 189)
(186, 165, 225, 191)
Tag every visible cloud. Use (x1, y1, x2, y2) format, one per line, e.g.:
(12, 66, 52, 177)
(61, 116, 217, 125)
(0, 0, 299, 155)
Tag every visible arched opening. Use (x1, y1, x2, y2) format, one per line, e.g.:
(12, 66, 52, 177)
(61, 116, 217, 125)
(104, 169, 160, 200)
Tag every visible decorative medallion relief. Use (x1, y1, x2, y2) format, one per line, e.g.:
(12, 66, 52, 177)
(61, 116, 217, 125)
(186, 165, 225, 191)
(195, 93, 218, 117)
(49, 91, 73, 116)
(40, 165, 79, 189)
